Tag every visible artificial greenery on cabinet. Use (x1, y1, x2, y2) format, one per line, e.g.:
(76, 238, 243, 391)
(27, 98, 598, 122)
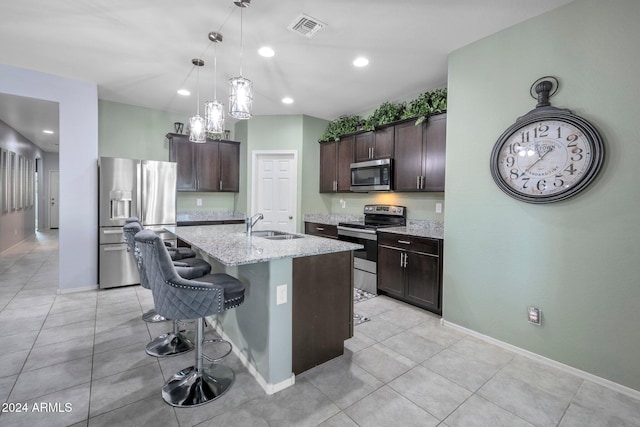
(401, 87, 447, 124)
(363, 101, 406, 130)
(319, 87, 447, 141)
(318, 114, 364, 142)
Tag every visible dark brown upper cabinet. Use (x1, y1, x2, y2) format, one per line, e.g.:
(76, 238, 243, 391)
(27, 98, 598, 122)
(393, 113, 446, 192)
(167, 133, 240, 192)
(354, 129, 394, 162)
(320, 135, 354, 193)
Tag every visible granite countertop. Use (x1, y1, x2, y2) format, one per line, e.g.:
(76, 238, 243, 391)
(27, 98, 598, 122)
(166, 224, 362, 266)
(380, 220, 444, 240)
(177, 211, 246, 224)
(303, 213, 363, 226)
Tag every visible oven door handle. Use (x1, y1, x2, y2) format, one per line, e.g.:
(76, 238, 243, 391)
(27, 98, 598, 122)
(337, 226, 378, 241)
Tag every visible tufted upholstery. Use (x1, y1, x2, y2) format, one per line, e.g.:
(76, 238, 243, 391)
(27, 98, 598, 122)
(134, 230, 245, 321)
(124, 220, 211, 281)
(125, 217, 197, 260)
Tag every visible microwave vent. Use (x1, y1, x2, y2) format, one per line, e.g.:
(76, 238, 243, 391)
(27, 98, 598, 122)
(288, 14, 326, 38)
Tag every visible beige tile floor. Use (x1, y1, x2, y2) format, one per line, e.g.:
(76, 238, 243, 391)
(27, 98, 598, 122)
(1, 230, 639, 426)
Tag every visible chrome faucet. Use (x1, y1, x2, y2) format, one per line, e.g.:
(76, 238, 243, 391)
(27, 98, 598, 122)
(246, 213, 264, 235)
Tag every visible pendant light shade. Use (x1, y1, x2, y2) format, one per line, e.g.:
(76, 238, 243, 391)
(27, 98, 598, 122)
(189, 58, 206, 143)
(205, 101, 225, 134)
(229, 0, 253, 120)
(229, 76, 253, 120)
(205, 32, 225, 134)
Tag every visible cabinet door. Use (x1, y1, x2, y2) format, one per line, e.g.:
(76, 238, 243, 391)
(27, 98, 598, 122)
(319, 142, 337, 193)
(195, 141, 220, 191)
(394, 120, 424, 191)
(377, 245, 405, 298)
(424, 114, 447, 192)
(373, 126, 394, 159)
(169, 136, 197, 191)
(406, 251, 441, 313)
(354, 132, 374, 162)
(219, 141, 239, 192)
(336, 136, 354, 192)
(304, 222, 338, 239)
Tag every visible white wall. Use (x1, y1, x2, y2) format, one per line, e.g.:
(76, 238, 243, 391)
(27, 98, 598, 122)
(0, 64, 98, 291)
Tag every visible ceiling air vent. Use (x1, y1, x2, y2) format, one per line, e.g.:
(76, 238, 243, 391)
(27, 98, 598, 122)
(288, 13, 326, 38)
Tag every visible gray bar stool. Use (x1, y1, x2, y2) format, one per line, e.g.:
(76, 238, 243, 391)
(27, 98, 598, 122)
(124, 223, 211, 357)
(134, 229, 245, 407)
(125, 217, 196, 260)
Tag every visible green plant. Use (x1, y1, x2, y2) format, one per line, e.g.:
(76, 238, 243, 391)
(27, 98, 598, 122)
(319, 115, 364, 142)
(402, 87, 448, 124)
(363, 101, 406, 130)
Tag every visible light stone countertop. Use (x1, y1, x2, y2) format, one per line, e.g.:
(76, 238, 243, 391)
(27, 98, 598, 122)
(381, 220, 444, 240)
(177, 211, 246, 223)
(166, 224, 363, 266)
(303, 213, 364, 226)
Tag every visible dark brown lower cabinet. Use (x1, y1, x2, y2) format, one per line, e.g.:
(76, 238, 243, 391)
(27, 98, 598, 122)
(304, 222, 338, 239)
(292, 251, 353, 374)
(377, 232, 442, 315)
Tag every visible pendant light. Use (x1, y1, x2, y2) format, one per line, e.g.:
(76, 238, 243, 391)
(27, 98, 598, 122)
(205, 32, 225, 135)
(189, 58, 206, 143)
(229, 0, 253, 120)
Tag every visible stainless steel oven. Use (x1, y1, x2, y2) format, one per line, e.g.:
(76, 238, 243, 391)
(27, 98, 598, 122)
(338, 205, 406, 295)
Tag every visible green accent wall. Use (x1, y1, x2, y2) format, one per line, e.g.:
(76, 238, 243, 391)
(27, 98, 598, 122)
(98, 100, 237, 212)
(444, 0, 640, 391)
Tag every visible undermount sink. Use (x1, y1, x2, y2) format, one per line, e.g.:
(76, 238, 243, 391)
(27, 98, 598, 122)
(249, 230, 303, 240)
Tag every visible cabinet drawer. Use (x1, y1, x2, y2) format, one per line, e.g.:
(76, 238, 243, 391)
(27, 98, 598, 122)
(305, 222, 338, 239)
(378, 232, 440, 256)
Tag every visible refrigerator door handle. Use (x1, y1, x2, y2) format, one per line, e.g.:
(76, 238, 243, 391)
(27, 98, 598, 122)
(137, 161, 143, 222)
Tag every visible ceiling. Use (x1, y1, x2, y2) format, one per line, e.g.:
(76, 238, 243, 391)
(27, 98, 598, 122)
(0, 0, 573, 153)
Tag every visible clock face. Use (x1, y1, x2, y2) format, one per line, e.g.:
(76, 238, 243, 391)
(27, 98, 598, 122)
(491, 112, 604, 203)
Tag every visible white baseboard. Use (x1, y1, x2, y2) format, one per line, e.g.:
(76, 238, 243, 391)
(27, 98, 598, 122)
(443, 319, 640, 401)
(57, 285, 99, 294)
(206, 316, 295, 395)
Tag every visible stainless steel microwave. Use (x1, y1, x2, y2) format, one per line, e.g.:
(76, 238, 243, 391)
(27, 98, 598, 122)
(350, 159, 393, 192)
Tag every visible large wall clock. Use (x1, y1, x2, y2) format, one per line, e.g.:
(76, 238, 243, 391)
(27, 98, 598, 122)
(490, 77, 605, 204)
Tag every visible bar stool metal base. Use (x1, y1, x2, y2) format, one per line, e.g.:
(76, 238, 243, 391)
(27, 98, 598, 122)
(146, 332, 194, 357)
(162, 364, 235, 407)
(142, 309, 167, 323)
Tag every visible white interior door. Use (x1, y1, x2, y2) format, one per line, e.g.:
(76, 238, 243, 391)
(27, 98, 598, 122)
(49, 170, 59, 229)
(252, 152, 297, 233)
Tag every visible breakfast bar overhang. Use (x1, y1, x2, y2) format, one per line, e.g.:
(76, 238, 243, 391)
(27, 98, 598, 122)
(165, 224, 362, 394)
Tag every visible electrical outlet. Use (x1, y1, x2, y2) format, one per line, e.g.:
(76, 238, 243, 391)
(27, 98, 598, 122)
(527, 306, 541, 325)
(276, 284, 288, 305)
(196, 198, 202, 207)
(435, 202, 443, 213)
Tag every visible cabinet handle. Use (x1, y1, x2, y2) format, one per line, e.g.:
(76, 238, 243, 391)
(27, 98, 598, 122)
(420, 176, 425, 189)
(397, 240, 411, 245)
(219, 180, 223, 191)
(417, 176, 421, 189)
(316, 227, 325, 231)
(399, 253, 404, 268)
(333, 180, 337, 192)
(404, 253, 408, 268)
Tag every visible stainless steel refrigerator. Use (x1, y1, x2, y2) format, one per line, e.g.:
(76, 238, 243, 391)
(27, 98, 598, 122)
(98, 157, 177, 288)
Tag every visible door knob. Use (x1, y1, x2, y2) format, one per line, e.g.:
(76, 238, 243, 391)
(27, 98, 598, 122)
(289, 216, 293, 220)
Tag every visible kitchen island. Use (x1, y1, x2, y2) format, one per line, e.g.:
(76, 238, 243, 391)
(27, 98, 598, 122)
(165, 224, 362, 394)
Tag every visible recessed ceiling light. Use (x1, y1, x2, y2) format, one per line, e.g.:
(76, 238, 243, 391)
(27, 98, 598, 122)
(43, 129, 54, 134)
(282, 97, 294, 104)
(258, 46, 275, 58)
(177, 89, 191, 96)
(353, 57, 369, 67)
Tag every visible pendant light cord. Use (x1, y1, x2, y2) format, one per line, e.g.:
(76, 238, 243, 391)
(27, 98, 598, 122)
(239, 5, 244, 76)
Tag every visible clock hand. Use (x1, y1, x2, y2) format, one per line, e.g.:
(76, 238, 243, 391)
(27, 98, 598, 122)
(524, 145, 555, 174)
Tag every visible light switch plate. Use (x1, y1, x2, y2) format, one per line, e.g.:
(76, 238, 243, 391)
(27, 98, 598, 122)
(196, 198, 202, 207)
(276, 284, 288, 305)
(435, 202, 443, 213)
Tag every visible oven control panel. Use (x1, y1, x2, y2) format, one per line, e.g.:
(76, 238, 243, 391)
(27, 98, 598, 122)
(364, 204, 405, 216)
